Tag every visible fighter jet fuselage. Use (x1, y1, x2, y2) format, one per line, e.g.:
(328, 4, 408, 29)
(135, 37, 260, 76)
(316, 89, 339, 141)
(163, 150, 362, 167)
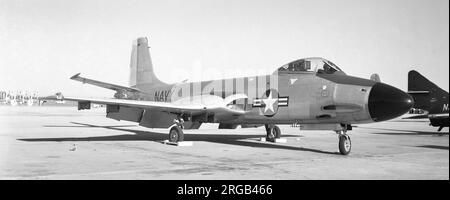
(50, 37, 414, 155)
(119, 68, 411, 127)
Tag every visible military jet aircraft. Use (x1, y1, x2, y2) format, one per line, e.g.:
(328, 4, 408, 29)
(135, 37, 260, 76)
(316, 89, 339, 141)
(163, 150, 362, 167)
(46, 37, 414, 155)
(405, 70, 449, 131)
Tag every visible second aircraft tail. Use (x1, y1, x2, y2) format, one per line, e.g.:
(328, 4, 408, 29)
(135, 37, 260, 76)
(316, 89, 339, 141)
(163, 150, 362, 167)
(408, 70, 448, 111)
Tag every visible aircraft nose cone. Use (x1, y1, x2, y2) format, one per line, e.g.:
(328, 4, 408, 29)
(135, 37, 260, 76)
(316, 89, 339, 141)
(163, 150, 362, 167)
(368, 82, 414, 122)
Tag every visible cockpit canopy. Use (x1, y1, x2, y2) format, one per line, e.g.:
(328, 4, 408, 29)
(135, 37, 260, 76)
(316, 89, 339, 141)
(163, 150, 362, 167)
(276, 57, 345, 75)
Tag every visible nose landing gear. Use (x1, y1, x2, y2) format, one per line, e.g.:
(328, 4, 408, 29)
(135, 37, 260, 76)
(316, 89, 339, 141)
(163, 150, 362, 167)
(335, 127, 351, 155)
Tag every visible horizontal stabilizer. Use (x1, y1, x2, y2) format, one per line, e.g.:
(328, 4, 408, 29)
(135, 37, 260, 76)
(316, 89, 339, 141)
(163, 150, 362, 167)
(407, 91, 430, 94)
(71, 73, 140, 93)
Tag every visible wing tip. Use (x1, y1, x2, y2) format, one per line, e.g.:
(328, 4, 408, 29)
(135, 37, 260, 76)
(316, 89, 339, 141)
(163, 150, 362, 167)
(70, 73, 81, 79)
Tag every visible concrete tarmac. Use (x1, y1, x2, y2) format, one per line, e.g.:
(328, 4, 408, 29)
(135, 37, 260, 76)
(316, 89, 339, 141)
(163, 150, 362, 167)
(0, 106, 448, 179)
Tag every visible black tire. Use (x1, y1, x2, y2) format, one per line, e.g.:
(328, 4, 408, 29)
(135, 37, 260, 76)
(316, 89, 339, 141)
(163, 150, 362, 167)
(169, 126, 184, 143)
(273, 126, 281, 138)
(338, 135, 351, 155)
(266, 125, 281, 142)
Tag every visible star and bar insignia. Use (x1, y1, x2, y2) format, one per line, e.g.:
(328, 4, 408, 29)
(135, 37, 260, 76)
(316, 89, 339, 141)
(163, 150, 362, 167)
(252, 89, 289, 116)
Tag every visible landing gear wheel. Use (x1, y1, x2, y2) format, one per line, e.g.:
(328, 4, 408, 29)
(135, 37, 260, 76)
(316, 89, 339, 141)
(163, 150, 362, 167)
(266, 125, 281, 142)
(338, 134, 351, 155)
(169, 126, 184, 143)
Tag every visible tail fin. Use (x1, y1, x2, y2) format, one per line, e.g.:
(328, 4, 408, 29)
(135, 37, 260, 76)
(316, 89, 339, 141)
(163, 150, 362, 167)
(129, 37, 167, 89)
(408, 70, 447, 111)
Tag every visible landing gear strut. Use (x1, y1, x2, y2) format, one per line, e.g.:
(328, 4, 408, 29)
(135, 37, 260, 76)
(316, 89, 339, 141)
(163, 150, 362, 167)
(265, 124, 281, 142)
(168, 117, 185, 143)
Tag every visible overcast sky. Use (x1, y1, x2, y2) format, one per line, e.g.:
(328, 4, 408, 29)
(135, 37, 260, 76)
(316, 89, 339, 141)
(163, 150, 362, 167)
(0, 0, 448, 97)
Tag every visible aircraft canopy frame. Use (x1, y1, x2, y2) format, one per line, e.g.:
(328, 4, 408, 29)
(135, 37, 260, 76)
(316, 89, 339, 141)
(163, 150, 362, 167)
(276, 57, 344, 75)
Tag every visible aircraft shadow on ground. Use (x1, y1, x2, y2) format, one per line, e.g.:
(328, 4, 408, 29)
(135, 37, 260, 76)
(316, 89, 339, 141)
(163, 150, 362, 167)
(19, 122, 339, 155)
(355, 126, 449, 136)
(356, 127, 449, 151)
(415, 145, 449, 150)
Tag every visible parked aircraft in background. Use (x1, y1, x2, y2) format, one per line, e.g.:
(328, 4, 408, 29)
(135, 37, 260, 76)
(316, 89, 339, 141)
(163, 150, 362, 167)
(0, 91, 39, 106)
(405, 70, 449, 131)
(45, 37, 414, 155)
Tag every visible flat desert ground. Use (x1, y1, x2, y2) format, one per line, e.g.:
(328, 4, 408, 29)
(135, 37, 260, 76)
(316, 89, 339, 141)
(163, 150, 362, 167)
(0, 106, 448, 179)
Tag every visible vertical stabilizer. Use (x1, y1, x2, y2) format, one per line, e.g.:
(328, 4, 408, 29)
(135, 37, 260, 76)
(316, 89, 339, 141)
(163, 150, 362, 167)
(408, 70, 440, 93)
(408, 70, 448, 112)
(129, 37, 166, 89)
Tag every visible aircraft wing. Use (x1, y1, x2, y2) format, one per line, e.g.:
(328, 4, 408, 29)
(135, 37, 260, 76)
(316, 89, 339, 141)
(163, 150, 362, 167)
(70, 73, 141, 93)
(43, 94, 247, 116)
(402, 114, 429, 119)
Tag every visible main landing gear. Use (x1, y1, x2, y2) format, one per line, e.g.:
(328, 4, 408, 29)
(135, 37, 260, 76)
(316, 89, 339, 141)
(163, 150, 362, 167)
(168, 118, 185, 143)
(265, 124, 281, 142)
(169, 126, 184, 143)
